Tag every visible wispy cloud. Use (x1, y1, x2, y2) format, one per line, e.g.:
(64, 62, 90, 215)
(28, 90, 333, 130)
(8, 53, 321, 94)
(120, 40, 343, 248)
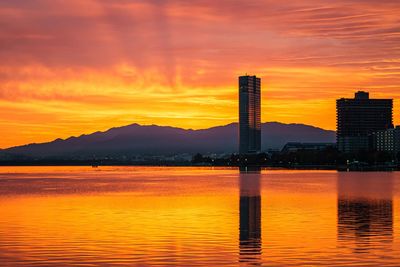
(0, 0, 399, 147)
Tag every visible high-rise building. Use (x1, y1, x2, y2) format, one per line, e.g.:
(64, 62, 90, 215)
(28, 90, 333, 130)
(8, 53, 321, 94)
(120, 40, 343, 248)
(239, 75, 261, 154)
(336, 91, 393, 153)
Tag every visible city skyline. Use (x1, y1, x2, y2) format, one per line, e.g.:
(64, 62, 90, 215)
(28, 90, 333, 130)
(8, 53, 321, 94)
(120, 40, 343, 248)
(0, 89, 396, 150)
(1, 0, 400, 148)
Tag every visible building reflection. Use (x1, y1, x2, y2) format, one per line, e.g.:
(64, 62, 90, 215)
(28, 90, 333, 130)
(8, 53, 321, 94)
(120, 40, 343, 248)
(337, 172, 393, 252)
(239, 167, 262, 264)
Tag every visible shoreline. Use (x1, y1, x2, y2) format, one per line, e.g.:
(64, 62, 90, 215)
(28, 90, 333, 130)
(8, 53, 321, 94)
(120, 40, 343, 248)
(0, 162, 398, 171)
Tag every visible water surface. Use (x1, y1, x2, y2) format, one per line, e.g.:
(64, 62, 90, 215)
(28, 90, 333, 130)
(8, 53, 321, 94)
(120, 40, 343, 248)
(0, 167, 399, 266)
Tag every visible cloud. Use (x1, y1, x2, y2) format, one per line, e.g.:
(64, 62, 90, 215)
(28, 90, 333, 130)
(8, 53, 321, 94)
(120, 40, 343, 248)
(0, 0, 399, 147)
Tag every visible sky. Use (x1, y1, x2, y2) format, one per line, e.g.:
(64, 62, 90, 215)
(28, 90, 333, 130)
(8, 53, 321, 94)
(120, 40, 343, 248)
(0, 0, 399, 148)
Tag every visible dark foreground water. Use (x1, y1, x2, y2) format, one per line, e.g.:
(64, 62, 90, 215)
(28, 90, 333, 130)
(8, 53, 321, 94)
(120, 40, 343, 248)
(0, 167, 399, 266)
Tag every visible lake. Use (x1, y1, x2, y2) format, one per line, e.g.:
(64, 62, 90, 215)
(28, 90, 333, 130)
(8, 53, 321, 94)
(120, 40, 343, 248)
(0, 166, 399, 266)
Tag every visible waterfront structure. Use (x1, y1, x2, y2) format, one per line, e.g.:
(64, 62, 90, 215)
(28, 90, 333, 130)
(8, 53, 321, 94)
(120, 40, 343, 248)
(336, 91, 393, 153)
(239, 75, 261, 154)
(371, 126, 400, 154)
(281, 142, 336, 153)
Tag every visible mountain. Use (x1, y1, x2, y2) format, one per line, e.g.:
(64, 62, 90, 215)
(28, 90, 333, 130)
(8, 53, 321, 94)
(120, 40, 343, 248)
(1, 122, 335, 160)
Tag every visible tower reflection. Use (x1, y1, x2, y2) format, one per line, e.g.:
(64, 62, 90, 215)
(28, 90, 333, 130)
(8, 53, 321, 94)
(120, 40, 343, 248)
(337, 172, 393, 252)
(239, 167, 262, 264)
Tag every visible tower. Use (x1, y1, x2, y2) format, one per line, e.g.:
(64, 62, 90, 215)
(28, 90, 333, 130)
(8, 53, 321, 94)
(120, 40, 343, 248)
(239, 75, 261, 154)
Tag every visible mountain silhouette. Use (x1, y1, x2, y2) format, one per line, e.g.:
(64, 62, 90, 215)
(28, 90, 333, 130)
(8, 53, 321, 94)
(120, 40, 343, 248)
(0, 122, 335, 159)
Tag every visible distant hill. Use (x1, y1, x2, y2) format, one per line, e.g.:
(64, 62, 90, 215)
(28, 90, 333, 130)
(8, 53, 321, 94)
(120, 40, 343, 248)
(0, 122, 335, 160)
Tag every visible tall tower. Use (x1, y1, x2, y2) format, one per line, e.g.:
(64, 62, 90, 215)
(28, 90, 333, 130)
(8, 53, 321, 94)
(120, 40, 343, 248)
(239, 75, 261, 154)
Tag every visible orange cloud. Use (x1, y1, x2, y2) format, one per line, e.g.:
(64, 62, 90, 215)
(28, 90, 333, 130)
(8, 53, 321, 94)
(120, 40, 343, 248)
(0, 0, 399, 148)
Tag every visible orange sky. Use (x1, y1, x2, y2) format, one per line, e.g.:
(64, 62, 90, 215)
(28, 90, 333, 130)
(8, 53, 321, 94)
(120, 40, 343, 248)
(0, 0, 400, 148)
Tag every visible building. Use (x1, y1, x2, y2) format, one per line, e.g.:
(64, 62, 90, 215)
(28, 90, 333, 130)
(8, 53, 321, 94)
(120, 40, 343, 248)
(371, 126, 400, 154)
(336, 91, 393, 153)
(239, 75, 261, 154)
(281, 142, 336, 153)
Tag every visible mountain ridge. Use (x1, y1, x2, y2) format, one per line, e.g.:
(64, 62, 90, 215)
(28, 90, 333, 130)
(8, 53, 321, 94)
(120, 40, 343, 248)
(0, 122, 336, 160)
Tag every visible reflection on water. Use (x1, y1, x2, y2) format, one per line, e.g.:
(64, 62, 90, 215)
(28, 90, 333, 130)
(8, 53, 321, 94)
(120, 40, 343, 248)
(1, 167, 400, 266)
(239, 168, 262, 264)
(337, 172, 393, 252)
